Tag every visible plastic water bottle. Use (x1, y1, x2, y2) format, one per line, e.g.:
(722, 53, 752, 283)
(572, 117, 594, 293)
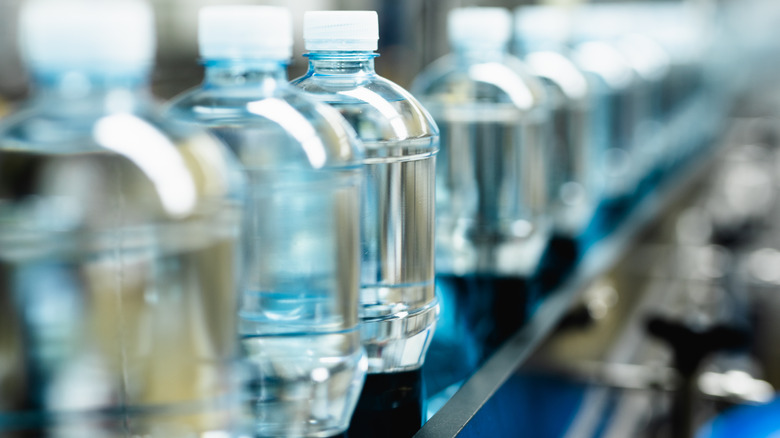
(633, 2, 707, 111)
(292, 10, 439, 435)
(0, 1, 244, 436)
(569, 9, 642, 230)
(412, 7, 551, 389)
(165, 6, 367, 438)
(583, 4, 671, 195)
(515, 5, 599, 253)
(604, 2, 712, 172)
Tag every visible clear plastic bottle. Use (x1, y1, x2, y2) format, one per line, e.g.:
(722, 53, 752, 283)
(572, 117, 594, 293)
(292, 11, 439, 434)
(570, 8, 642, 229)
(0, 1, 244, 436)
(412, 7, 551, 374)
(515, 5, 598, 248)
(584, 4, 672, 195)
(292, 11, 439, 376)
(633, 2, 707, 110)
(611, 2, 713, 171)
(165, 6, 366, 438)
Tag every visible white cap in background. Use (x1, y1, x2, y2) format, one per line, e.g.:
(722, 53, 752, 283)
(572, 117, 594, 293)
(571, 4, 635, 42)
(448, 7, 512, 47)
(515, 5, 572, 45)
(199, 6, 293, 60)
(303, 11, 379, 51)
(19, 0, 155, 75)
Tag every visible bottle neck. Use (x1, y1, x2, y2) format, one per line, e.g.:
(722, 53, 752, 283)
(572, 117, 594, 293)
(202, 59, 289, 89)
(519, 38, 567, 56)
(304, 51, 378, 76)
(31, 70, 149, 113)
(453, 43, 509, 64)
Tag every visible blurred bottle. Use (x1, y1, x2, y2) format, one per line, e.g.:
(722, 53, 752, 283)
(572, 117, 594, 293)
(292, 10, 439, 436)
(627, 2, 717, 170)
(0, 0, 244, 436)
(514, 5, 598, 255)
(165, 6, 366, 438)
(623, 2, 708, 113)
(412, 7, 550, 385)
(574, 4, 672, 202)
(570, 7, 642, 230)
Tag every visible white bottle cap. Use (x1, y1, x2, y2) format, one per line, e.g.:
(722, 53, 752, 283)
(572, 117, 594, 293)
(572, 4, 632, 42)
(199, 6, 293, 60)
(448, 7, 512, 47)
(19, 0, 154, 75)
(303, 11, 379, 51)
(515, 5, 572, 44)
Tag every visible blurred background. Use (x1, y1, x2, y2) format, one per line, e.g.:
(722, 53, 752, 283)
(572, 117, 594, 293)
(5, 1, 780, 437)
(0, 0, 776, 104)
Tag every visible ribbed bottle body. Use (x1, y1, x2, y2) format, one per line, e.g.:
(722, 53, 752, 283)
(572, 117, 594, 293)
(167, 66, 366, 436)
(293, 53, 440, 374)
(0, 92, 244, 437)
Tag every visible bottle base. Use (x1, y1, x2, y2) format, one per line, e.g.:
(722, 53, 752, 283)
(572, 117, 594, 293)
(242, 332, 367, 438)
(359, 296, 439, 374)
(346, 369, 424, 438)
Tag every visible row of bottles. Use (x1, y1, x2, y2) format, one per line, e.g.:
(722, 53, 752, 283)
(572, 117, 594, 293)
(418, 2, 726, 410)
(0, 0, 245, 436)
(0, 1, 438, 437)
(167, 8, 370, 437)
(0, 1, 730, 437)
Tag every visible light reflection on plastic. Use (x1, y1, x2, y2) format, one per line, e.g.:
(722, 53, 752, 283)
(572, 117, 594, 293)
(311, 367, 329, 383)
(339, 87, 410, 139)
(94, 114, 197, 217)
(573, 42, 633, 90)
(525, 52, 588, 100)
(247, 97, 328, 168)
(468, 63, 535, 110)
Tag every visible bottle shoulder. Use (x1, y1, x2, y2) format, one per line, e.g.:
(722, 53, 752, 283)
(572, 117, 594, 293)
(524, 51, 590, 102)
(0, 101, 242, 227)
(572, 41, 636, 91)
(291, 72, 439, 145)
(0, 98, 204, 150)
(166, 83, 364, 169)
(412, 54, 550, 115)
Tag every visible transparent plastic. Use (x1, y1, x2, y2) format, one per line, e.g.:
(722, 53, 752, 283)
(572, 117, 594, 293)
(572, 5, 664, 206)
(0, 74, 244, 437)
(413, 46, 552, 280)
(571, 41, 641, 208)
(412, 42, 552, 396)
(292, 52, 439, 374)
(517, 42, 598, 238)
(166, 60, 367, 437)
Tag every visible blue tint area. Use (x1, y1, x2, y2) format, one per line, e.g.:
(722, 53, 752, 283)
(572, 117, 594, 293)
(458, 373, 587, 438)
(423, 275, 533, 399)
(423, 278, 482, 399)
(697, 395, 780, 438)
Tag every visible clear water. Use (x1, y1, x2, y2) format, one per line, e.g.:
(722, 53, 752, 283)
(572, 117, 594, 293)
(355, 136, 438, 373)
(242, 332, 365, 438)
(519, 49, 601, 240)
(0, 141, 243, 437)
(413, 50, 553, 402)
(167, 69, 367, 437)
(293, 65, 440, 374)
(545, 87, 597, 238)
(431, 107, 551, 279)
